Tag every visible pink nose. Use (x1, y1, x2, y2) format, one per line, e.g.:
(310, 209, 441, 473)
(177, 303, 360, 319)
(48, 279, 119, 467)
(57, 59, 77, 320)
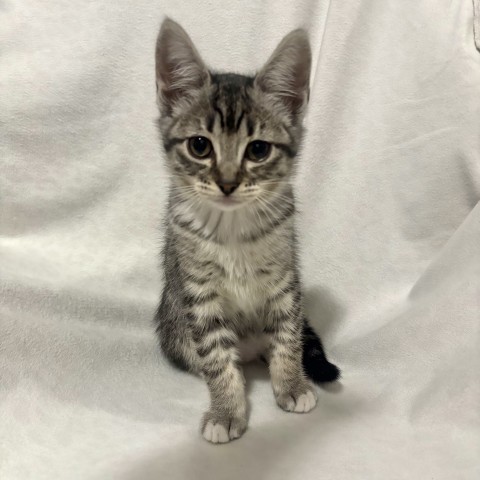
(216, 181, 239, 196)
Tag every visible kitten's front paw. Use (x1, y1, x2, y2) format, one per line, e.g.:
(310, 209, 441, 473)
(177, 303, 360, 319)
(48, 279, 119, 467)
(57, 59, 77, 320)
(275, 383, 317, 413)
(201, 411, 247, 444)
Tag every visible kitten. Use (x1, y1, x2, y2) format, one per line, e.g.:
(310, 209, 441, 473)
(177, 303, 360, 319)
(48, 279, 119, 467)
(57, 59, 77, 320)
(154, 18, 340, 444)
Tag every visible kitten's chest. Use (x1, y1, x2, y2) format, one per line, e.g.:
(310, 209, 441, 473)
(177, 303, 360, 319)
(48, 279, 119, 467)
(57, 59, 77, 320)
(213, 243, 276, 318)
(221, 274, 266, 319)
(216, 242, 264, 277)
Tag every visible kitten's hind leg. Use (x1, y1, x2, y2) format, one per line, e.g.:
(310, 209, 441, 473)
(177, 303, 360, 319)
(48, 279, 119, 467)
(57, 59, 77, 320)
(155, 299, 199, 374)
(302, 318, 340, 383)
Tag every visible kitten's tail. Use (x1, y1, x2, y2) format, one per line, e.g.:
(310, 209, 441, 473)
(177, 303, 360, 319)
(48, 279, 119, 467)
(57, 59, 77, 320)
(302, 318, 340, 383)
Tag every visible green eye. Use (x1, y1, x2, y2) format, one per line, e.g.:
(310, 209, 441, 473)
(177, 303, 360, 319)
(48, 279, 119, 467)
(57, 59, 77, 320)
(246, 140, 271, 162)
(188, 136, 212, 159)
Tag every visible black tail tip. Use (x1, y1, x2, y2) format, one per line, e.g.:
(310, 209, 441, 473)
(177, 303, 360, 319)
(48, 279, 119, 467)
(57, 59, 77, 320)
(304, 358, 341, 384)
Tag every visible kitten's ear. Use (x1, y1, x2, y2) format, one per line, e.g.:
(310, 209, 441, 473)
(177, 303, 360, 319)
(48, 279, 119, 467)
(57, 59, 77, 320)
(255, 29, 311, 118)
(155, 18, 209, 113)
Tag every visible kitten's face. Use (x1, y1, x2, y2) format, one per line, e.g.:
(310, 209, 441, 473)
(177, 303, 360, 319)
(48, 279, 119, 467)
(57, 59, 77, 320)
(156, 19, 311, 211)
(162, 73, 299, 211)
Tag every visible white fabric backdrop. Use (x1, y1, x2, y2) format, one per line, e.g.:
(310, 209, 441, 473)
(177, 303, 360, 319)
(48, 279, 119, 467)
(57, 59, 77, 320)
(1, 1, 479, 478)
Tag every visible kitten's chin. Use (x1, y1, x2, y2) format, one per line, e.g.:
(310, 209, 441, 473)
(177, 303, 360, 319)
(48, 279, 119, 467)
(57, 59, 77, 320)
(208, 197, 247, 212)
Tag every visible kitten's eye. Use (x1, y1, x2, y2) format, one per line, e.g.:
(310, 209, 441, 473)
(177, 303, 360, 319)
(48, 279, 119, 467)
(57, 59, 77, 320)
(188, 136, 212, 159)
(246, 140, 271, 162)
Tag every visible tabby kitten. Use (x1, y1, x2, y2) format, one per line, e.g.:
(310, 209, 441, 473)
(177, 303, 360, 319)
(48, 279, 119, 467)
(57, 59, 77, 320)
(154, 18, 339, 444)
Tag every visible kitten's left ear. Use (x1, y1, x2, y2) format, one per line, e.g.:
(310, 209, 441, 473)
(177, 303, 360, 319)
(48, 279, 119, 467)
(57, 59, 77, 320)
(255, 29, 311, 118)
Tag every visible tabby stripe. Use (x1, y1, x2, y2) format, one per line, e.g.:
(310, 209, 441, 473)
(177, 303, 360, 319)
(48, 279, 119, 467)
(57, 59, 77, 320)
(256, 268, 272, 275)
(272, 333, 297, 346)
(206, 114, 215, 133)
(266, 283, 296, 305)
(269, 290, 301, 314)
(202, 353, 231, 368)
(190, 259, 222, 270)
(172, 216, 212, 242)
(253, 154, 283, 180)
(172, 164, 184, 176)
(214, 107, 225, 129)
(202, 365, 225, 379)
(163, 137, 185, 152)
(226, 103, 236, 131)
(197, 336, 236, 357)
(183, 272, 212, 285)
(201, 328, 237, 345)
(263, 325, 277, 335)
(277, 352, 300, 363)
(190, 317, 225, 341)
(190, 301, 223, 320)
(177, 151, 205, 174)
(246, 117, 254, 136)
(235, 110, 245, 132)
(183, 291, 218, 307)
(197, 345, 219, 358)
(171, 214, 226, 245)
(173, 221, 207, 241)
(273, 142, 296, 158)
(267, 302, 301, 324)
(244, 204, 295, 242)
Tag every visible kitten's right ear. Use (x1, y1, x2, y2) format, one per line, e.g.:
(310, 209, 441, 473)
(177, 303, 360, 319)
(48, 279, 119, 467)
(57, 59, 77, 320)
(155, 18, 209, 113)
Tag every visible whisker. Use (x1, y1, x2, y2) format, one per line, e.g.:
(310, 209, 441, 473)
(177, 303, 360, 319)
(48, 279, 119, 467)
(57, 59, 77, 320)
(255, 196, 281, 225)
(249, 199, 265, 230)
(265, 190, 294, 203)
(257, 194, 287, 219)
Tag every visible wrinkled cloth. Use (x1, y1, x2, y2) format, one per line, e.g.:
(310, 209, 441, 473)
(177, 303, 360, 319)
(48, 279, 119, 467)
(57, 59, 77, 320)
(1, 1, 479, 479)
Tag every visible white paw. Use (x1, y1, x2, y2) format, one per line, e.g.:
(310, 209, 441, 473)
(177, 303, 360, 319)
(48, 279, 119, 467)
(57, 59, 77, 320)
(276, 386, 317, 413)
(203, 421, 230, 444)
(201, 413, 247, 444)
(293, 390, 317, 413)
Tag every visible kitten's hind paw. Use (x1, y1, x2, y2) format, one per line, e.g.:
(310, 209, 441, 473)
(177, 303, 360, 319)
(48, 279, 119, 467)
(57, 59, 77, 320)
(201, 411, 247, 444)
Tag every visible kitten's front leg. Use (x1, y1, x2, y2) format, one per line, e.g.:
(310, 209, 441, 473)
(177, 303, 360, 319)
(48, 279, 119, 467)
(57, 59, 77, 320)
(266, 299, 317, 413)
(190, 314, 247, 444)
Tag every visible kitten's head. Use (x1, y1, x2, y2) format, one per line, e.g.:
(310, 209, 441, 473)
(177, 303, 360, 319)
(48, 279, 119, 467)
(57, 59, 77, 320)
(155, 18, 311, 211)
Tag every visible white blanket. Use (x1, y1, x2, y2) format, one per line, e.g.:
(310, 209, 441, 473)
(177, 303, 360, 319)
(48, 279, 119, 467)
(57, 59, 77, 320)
(1, 1, 479, 478)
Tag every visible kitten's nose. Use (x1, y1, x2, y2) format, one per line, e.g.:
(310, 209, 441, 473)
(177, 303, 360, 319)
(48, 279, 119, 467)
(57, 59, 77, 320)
(216, 181, 239, 196)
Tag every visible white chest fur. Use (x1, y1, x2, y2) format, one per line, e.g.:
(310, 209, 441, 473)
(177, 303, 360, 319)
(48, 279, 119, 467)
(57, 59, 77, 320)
(175, 200, 292, 321)
(216, 242, 271, 317)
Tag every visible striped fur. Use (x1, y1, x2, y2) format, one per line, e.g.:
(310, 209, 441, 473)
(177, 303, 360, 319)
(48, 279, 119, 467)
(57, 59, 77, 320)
(154, 18, 339, 444)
